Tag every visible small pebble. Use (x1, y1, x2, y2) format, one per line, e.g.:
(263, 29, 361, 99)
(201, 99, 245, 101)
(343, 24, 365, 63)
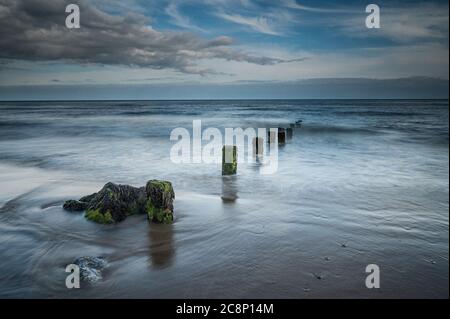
(313, 273, 323, 280)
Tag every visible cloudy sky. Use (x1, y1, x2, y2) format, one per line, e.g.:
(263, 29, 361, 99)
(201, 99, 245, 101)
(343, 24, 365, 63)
(0, 0, 448, 99)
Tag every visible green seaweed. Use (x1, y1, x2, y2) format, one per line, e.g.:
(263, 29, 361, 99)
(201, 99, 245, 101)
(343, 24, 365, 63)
(85, 209, 114, 224)
(147, 180, 173, 194)
(146, 199, 173, 224)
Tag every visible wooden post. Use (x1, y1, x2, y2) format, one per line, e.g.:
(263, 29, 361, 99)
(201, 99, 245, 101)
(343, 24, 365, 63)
(278, 128, 286, 144)
(268, 129, 286, 144)
(222, 145, 237, 175)
(286, 127, 293, 140)
(267, 130, 273, 144)
(252, 137, 264, 157)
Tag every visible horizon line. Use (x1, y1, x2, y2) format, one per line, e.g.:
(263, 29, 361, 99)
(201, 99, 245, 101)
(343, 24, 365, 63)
(1, 98, 449, 103)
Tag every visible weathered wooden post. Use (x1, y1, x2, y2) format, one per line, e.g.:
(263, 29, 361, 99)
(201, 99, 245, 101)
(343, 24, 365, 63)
(252, 137, 264, 157)
(286, 127, 293, 140)
(267, 130, 275, 144)
(278, 128, 286, 144)
(222, 145, 237, 175)
(268, 129, 285, 144)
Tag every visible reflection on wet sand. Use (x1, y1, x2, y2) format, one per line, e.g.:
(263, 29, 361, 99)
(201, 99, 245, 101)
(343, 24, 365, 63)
(221, 176, 238, 203)
(148, 223, 175, 269)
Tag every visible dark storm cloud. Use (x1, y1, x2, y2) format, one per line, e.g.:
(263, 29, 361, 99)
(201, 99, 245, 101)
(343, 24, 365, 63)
(0, 0, 298, 74)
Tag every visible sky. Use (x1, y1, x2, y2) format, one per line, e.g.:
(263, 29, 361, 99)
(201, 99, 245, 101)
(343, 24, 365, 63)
(0, 0, 448, 99)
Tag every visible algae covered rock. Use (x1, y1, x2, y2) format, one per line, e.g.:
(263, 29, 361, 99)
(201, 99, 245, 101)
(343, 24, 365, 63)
(83, 182, 147, 224)
(79, 193, 97, 203)
(63, 180, 175, 225)
(145, 180, 175, 224)
(63, 200, 88, 212)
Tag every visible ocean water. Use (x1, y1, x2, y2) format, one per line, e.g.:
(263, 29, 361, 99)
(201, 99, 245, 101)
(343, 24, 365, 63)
(0, 99, 448, 298)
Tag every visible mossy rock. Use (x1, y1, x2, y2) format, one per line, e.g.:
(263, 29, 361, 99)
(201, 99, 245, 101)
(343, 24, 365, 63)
(146, 180, 175, 224)
(63, 180, 175, 225)
(146, 202, 174, 224)
(63, 200, 88, 212)
(83, 182, 147, 223)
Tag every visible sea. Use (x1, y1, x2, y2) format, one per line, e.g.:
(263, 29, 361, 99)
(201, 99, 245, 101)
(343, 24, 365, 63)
(0, 99, 448, 298)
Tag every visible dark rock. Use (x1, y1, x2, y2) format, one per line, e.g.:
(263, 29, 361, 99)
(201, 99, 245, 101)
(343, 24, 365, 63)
(313, 273, 323, 280)
(63, 200, 88, 211)
(79, 193, 97, 203)
(145, 180, 175, 224)
(63, 180, 175, 224)
(74, 256, 108, 283)
(83, 182, 147, 224)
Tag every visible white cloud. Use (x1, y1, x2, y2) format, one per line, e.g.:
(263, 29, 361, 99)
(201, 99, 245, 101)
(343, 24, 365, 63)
(191, 42, 449, 82)
(165, 2, 206, 33)
(338, 2, 449, 42)
(282, 0, 352, 13)
(216, 12, 281, 35)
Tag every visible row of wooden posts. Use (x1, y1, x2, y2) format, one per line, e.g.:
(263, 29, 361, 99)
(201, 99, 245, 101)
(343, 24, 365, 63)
(222, 122, 300, 175)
